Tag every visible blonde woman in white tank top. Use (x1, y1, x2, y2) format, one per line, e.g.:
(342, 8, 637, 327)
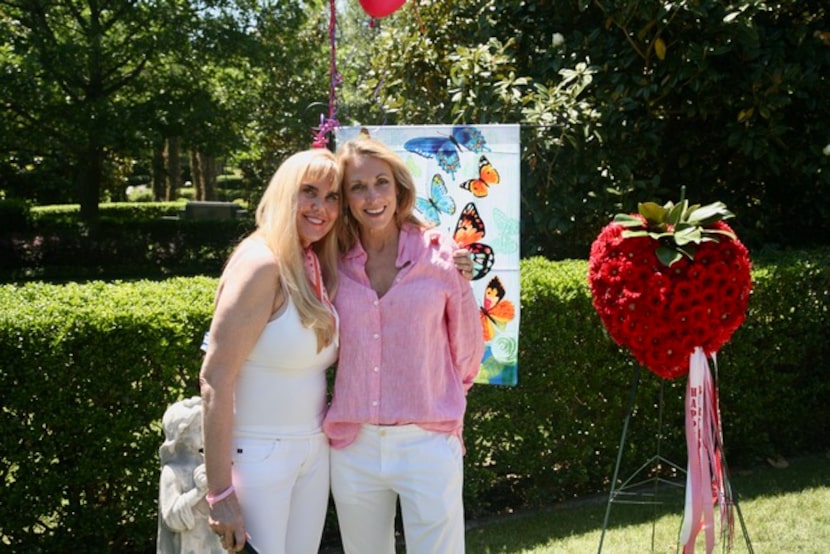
(199, 149, 341, 554)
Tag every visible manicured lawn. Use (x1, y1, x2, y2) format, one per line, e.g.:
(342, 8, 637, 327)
(465, 454, 830, 553)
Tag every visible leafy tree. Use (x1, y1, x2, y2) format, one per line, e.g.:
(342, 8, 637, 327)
(0, 0, 333, 216)
(230, 0, 334, 188)
(336, 0, 830, 256)
(0, 0, 187, 219)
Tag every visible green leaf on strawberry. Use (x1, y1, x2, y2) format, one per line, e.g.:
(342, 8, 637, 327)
(617, 188, 737, 267)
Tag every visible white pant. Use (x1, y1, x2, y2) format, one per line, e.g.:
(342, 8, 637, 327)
(330, 425, 465, 554)
(231, 433, 329, 554)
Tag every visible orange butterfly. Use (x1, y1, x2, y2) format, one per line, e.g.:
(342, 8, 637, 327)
(460, 155, 500, 198)
(480, 276, 515, 342)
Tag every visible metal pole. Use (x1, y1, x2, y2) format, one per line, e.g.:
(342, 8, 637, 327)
(598, 365, 642, 553)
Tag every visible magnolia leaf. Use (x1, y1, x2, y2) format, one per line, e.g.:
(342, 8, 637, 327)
(647, 231, 675, 241)
(724, 11, 741, 23)
(621, 229, 650, 238)
(704, 228, 737, 240)
(667, 201, 686, 226)
(638, 202, 666, 223)
(683, 203, 701, 220)
(688, 202, 734, 225)
(654, 37, 667, 60)
(614, 213, 644, 227)
(674, 225, 702, 245)
(656, 245, 683, 267)
(617, 196, 737, 267)
(676, 244, 697, 260)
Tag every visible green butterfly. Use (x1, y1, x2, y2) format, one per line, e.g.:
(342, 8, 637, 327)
(489, 208, 519, 254)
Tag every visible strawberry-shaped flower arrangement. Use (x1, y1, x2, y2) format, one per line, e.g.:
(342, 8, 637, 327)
(589, 195, 752, 553)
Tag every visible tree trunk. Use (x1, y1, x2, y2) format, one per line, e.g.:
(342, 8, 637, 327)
(202, 153, 217, 201)
(77, 145, 104, 222)
(164, 137, 181, 201)
(190, 149, 204, 201)
(152, 143, 166, 201)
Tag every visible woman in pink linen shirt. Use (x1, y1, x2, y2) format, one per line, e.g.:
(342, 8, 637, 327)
(324, 136, 485, 554)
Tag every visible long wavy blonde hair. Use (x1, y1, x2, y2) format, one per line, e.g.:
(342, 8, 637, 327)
(255, 148, 341, 351)
(336, 136, 426, 253)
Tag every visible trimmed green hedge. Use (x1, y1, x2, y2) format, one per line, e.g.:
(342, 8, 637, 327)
(1, 203, 253, 281)
(30, 202, 187, 222)
(1, 251, 828, 551)
(0, 278, 216, 551)
(464, 250, 830, 515)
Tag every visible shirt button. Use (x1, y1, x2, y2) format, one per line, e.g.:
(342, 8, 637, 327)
(373, 333, 379, 339)
(373, 366, 379, 373)
(373, 300, 379, 306)
(371, 400, 378, 407)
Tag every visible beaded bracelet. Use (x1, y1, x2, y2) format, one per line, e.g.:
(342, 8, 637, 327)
(206, 484, 234, 507)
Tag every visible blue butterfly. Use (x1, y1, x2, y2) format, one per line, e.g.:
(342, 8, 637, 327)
(415, 174, 457, 227)
(404, 125, 490, 179)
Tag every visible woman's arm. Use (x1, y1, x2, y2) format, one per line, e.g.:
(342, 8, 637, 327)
(445, 252, 486, 391)
(199, 238, 281, 550)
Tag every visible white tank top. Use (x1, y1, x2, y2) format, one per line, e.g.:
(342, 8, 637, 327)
(233, 293, 338, 438)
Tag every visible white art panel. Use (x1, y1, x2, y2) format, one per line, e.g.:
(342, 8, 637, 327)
(335, 124, 521, 385)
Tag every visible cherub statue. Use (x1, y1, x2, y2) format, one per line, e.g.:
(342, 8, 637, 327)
(157, 396, 223, 554)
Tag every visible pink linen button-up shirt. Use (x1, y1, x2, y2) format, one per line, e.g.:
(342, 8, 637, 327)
(323, 223, 484, 449)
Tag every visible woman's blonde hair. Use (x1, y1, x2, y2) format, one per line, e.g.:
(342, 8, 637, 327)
(255, 148, 341, 351)
(336, 136, 426, 252)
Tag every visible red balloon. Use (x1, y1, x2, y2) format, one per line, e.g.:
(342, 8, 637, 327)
(358, 0, 407, 18)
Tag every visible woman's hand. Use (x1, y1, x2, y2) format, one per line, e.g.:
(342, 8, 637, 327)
(208, 493, 246, 552)
(453, 248, 474, 281)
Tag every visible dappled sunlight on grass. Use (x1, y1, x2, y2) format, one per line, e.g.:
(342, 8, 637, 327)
(466, 455, 830, 553)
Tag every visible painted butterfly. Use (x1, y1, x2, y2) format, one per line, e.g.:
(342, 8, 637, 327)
(405, 155, 422, 178)
(453, 202, 495, 281)
(415, 173, 456, 227)
(404, 125, 490, 179)
(489, 207, 520, 255)
(460, 155, 500, 198)
(480, 275, 516, 342)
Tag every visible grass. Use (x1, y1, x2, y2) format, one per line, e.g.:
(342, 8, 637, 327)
(464, 454, 830, 553)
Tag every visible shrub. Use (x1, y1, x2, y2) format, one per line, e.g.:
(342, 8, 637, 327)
(1, 202, 252, 281)
(0, 198, 32, 234)
(125, 185, 155, 202)
(0, 250, 827, 549)
(0, 277, 217, 552)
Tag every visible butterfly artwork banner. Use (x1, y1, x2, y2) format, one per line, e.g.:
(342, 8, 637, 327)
(335, 124, 521, 386)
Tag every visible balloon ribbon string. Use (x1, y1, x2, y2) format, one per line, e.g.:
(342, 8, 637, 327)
(312, 0, 341, 148)
(411, 1, 426, 34)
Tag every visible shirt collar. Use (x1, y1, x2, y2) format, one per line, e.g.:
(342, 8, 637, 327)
(343, 222, 425, 269)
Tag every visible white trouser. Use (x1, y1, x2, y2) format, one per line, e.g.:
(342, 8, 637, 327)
(330, 424, 465, 554)
(231, 433, 329, 554)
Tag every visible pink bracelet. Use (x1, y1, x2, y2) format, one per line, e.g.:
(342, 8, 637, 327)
(206, 485, 234, 507)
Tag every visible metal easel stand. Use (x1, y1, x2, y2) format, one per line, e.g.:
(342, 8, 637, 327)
(711, 362, 755, 554)
(597, 365, 755, 553)
(597, 366, 685, 553)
